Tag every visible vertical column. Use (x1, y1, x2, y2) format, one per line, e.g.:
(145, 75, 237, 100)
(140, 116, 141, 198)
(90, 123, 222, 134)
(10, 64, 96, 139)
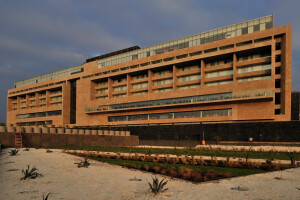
(46, 90, 50, 107)
(17, 96, 20, 110)
(173, 65, 177, 91)
(62, 82, 71, 126)
(148, 70, 153, 93)
(201, 60, 205, 86)
(127, 74, 132, 96)
(36, 92, 40, 108)
(25, 94, 29, 109)
(108, 78, 113, 98)
(233, 53, 237, 84)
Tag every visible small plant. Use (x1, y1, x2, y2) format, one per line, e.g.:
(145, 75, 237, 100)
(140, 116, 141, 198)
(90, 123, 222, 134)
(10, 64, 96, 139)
(24, 148, 30, 151)
(43, 193, 51, 200)
(288, 152, 296, 167)
(46, 149, 53, 153)
(9, 149, 19, 156)
(21, 165, 42, 180)
(147, 176, 168, 195)
(77, 157, 90, 168)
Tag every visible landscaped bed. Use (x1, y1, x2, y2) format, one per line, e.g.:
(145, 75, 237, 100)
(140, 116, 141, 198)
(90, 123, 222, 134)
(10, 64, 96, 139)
(55, 146, 300, 160)
(62, 147, 299, 183)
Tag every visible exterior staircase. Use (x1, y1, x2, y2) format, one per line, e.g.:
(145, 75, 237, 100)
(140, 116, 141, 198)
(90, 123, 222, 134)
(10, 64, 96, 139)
(15, 132, 23, 148)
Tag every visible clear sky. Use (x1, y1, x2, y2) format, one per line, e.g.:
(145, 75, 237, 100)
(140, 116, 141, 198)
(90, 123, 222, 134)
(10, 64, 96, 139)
(0, 0, 299, 123)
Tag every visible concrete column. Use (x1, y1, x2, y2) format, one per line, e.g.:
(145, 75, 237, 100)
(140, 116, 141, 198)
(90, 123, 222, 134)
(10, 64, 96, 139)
(57, 128, 65, 134)
(148, 70, 153, 93)
(25, 127, 33, 133)
(33, 127, 41, 134)
(41, 127, 49, 134)
(233, 53, 237, 83)
(201, 60, 205, 86)
(78, 129, 85, 135)
(65, 129, 72, 134)
(91, 130, 98, 135)
(49, 127, 56, 134)
(98, 130, 104, 135)
(104, 130, 109, 135)
(72, 129, 79, 134)
(120, 131, 126, 136)
(114, 131, 120, 136)
(109, 130, 114, 135)
(127, 74, 132, 96)
(173, 65, 178, 91)
(0, 126, 6, 133)
(85, 130, 91, 135)
(7, 126, 16, 133)
(16, 126, 24, 133)
(125, 131, 130, 136)
(108, 78, 113, 98)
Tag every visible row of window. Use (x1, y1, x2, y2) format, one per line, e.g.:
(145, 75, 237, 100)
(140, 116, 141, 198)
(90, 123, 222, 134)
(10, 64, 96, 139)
(178, 74, 201, 82)
(17, 110, 62, 119)
(237, 64, 271, 73)
(205, 69, 233, 78)
(108, 108, 232, 122)
(97, 16, 272, 68)
(237, 75, 271, 82)
(17, 120, 52, 127)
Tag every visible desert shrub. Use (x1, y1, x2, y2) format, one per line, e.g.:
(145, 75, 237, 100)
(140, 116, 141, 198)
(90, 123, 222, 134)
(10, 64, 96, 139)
(77, 157, 90, 168)
(24, 148, 30, 151)
(167, 167, 178, 177)
(192, 169, 202, 182)
(21, 165, 42, 180)
(148, 176, 168, 196)
(160, 168, 167, 175)
(288, 152, 296, 167)
(46, 149, 53, 153)
(9, 149, 19, 156)
(143, 164, 150, 171)
(178, 167, 193, 180)
(204, 169, 217, 180)
(153, 166, 161, 173)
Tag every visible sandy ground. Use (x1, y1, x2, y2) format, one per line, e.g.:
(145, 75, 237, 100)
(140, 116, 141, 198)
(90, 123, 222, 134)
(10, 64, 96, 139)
(0, 148, 300, 200)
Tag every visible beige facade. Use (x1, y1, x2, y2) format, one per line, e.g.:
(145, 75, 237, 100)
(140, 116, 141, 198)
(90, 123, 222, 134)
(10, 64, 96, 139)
(7, 16, 292, 127)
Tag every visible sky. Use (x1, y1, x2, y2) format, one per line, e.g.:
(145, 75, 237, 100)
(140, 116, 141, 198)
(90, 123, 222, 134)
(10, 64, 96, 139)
(0, 0, 300, 123)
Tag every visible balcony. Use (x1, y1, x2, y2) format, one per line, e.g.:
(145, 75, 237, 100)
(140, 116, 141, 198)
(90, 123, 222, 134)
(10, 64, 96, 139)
(205, 63, 233, 72)
(176, 69, 201, 77)
(152, 83, 173, 90)
(236, 69, 271, 79)
(176, 79, 201, 87)
(236, 56, 271, 67)
(204, 75, 233, 83)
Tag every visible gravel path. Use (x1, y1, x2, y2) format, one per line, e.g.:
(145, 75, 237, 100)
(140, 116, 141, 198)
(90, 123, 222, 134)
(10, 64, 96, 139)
(0, 148, 299, 200)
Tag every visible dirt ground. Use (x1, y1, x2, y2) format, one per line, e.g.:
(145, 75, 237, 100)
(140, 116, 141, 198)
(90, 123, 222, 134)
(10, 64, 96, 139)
(0, 148, 299, 200)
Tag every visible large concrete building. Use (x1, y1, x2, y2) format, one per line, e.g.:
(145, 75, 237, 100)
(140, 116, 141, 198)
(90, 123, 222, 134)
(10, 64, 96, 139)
(7, 15, 292, 127)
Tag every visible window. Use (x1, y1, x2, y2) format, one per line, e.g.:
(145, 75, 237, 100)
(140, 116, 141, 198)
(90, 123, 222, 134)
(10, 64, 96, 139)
(275, 55, 281, 62)
(275, 79, 281, 88)
(276, 43, 281, 50)
(275, 93, 281, 105)
(275, 67, 281, 74)
(254, 24, 260, 32)
(242, 27, 248, 35)
(132, 54, 138, 60)
(275, 109, 280, 115)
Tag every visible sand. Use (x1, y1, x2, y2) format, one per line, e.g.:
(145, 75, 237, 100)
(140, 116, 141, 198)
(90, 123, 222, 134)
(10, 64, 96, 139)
(0, 148, 299, 200)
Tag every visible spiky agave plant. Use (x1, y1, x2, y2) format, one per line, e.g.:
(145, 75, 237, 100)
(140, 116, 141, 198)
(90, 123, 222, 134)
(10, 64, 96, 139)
(43, 193, 51, 200)
(148, 176, 168, 195)
(9, 149, 19, 156)
(21, 165, 43, 180)
(77, 157, 90, 168)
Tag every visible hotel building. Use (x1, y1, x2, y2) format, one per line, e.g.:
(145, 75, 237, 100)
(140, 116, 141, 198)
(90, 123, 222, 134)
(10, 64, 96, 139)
(7, 15, 292, 127)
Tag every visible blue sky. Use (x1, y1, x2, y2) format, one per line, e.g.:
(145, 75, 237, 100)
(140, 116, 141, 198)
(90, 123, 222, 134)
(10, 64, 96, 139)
(0, 0, 299, 123)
